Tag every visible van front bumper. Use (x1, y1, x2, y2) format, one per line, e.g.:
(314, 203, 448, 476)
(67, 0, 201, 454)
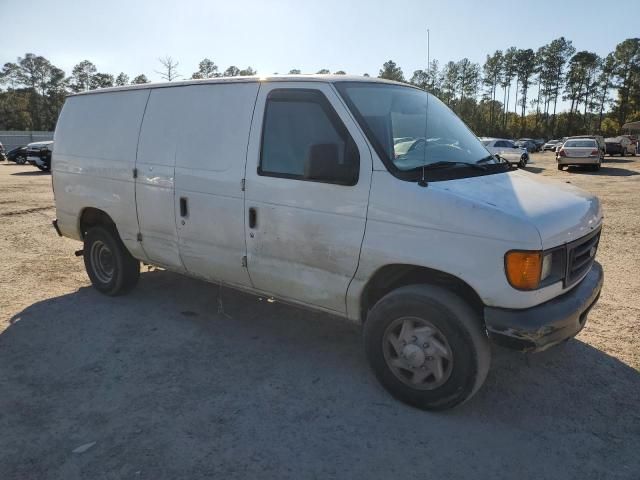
(484, 262, 603, 352)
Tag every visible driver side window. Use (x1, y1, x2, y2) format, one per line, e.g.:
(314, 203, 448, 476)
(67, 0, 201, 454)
(259, 89, 359, 186)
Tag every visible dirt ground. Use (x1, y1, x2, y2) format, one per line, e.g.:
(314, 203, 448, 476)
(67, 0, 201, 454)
(1, 153, 638, 479)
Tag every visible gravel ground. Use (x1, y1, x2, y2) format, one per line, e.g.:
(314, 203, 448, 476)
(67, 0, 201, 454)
(1, 153, 638, 479)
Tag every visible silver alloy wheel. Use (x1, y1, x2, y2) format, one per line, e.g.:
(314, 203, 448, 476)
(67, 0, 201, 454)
(382, 316, 454, 390)
(90, 240, 115, 284)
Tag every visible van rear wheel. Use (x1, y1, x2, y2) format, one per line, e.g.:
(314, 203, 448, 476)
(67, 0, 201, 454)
(363, 285, 490, 411)
(83, 226, 139, 295)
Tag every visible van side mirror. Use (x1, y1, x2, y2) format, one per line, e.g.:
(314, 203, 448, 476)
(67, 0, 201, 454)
(304, 143, 357, 185)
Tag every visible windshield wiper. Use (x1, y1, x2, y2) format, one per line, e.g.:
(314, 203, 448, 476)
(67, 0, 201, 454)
(411, 161, 488, 172)
(476, 155, 499, 164)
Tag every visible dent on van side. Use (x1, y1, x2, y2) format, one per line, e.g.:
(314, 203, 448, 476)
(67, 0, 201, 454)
(51, 76, 604, 411)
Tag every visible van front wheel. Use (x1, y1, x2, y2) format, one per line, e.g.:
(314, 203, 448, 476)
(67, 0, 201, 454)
(83, 226, 140, 296)
(364, 285, 490, 410)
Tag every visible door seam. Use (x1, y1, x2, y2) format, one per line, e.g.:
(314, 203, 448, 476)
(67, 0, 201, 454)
(330, 82, 375, 319)
(241, 83, 262, 287)
(133, 89, 152, 261)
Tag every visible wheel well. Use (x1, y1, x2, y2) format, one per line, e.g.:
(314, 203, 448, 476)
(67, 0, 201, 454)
(79, 208, 116, 239)
(360, 264, 484, 323)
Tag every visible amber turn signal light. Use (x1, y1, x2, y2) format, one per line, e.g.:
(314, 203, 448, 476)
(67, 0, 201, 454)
(505, 251, 542, 290)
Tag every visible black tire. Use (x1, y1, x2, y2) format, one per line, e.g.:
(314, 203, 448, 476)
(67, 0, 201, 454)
(557, 164, 563, 170)
(363, 285, 490, 411)
(593, 161, 601, 171)
(518, 155, 527, 168)
(83, 226, 140, 296)
(36, 165, 49, 172)
(621, 150, 625, 157)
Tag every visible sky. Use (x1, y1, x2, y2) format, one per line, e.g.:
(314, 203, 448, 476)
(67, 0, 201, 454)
(1, 0, 637, 99)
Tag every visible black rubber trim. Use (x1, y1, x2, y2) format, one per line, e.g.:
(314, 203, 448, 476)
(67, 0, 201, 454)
(52, 219, 62, 237)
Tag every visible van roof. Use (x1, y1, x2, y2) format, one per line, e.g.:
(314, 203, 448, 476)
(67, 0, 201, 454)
(69, 74, 410, 97)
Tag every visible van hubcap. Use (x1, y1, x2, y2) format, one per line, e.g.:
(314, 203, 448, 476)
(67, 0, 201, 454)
(383, 317, 453, 390)
(90, 240, 114, 283)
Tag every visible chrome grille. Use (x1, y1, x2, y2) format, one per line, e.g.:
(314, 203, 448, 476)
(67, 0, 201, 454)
(565, 228, 601, 287)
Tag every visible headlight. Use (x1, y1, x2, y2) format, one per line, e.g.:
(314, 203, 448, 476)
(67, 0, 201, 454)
(505, 249, 565, 290)
(504, 251, 542, 290)
(541, 252, 553, 281)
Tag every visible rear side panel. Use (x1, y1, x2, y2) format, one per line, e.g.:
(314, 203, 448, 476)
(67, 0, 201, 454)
(52, 89, 150, 260)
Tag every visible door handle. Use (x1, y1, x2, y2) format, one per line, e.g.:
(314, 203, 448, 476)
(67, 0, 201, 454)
(248, 207, 257, 229)
(179, 197, 188, 217)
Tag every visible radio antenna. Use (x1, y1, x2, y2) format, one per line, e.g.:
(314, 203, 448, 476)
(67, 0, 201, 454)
(418, 28, 430, 187)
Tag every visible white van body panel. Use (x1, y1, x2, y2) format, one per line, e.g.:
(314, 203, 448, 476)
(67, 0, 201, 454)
(136, 87, 185, 271)
(346, 169, 602, 317)
(52, 89, 150, 260)
(244, 82, 372, 314)
(438, 169, 603, 248)
(174, 83, 259, 288)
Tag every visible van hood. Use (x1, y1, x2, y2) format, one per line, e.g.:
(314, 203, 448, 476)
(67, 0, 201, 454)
(434, 170, 602, 247)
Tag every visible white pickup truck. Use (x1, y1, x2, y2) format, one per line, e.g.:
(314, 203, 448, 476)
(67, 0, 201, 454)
(51, 76, 604, 410)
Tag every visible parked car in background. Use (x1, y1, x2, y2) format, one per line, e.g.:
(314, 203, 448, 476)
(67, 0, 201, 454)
(543, 139, 562, 151)
(515, 138, 539, 152)
(0, 141, 6, 161)
(6, 145, 28, 164)
(605, 136, 636, 156)
(621, 135, 637, 154)
(555, 137, 568, 155)
(480, 137, 529, 167)
(533, 139, 546, 150)
(557, 138, 602, 171)
(567, 135, 605, 160)
(26, 141, 54, 171)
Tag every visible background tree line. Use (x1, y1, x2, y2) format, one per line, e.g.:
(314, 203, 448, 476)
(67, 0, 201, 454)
(1, 36, 639, 139)
(388, 37, 640, 139)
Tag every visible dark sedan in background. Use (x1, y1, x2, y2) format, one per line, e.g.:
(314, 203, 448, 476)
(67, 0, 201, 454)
(515, 138, 540, 152)
(6, 145, 28, 164)
(543, 139, 562, 151)
(26, 141, 54, 171)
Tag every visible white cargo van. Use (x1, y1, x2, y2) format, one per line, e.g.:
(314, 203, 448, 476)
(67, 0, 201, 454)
(52, 76, 603, 410)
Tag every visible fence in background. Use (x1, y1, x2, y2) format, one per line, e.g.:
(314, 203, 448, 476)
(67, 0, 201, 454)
(0, 131, 54, 152)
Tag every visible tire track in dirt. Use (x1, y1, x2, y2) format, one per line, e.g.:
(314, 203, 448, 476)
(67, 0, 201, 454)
(0, 206, 54, 217)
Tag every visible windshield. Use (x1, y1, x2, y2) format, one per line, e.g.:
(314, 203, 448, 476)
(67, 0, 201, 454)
(334, 82, 503, 179)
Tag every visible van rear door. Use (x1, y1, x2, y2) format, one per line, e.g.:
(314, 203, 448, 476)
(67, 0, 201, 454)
(243, 82, 372, 314)
(173, 83, 258, 288)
